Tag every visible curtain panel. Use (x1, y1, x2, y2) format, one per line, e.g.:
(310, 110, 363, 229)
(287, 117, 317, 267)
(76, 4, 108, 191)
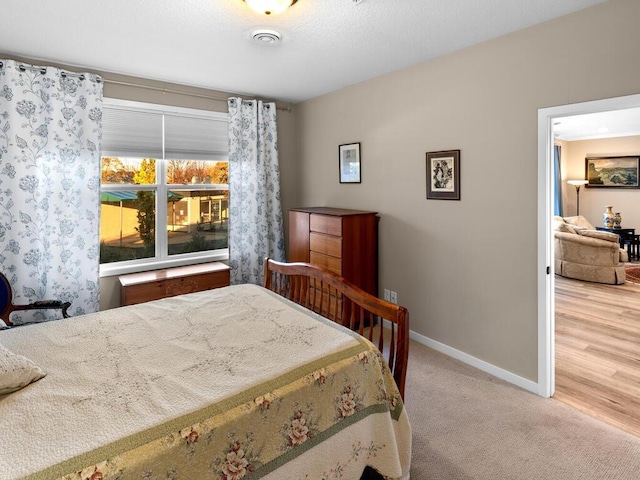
(227, 97, 285, 285)
(554, 144, 563, 217)
(0, 60, 103, 324)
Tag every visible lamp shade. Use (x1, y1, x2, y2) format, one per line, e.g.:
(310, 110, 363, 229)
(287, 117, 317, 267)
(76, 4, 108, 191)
(567, 179, 588, 186)
(244, 0, 297, 15)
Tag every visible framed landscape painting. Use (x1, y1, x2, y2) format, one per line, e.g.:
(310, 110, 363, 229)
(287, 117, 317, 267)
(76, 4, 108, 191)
(585, 156, 640, 188)
(426, 150, 460, 200)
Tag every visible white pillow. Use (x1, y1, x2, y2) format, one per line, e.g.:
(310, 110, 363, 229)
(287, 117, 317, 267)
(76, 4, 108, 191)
(0, 343, 46, 394)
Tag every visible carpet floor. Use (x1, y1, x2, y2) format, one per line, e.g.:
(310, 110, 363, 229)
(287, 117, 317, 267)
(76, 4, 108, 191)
(404, 342, 640, 479)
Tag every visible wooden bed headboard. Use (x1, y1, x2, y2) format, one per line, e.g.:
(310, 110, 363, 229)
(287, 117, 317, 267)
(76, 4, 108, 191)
(263, 258, 409, 399)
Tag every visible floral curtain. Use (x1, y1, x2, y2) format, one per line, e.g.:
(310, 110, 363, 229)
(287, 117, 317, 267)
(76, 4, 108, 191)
(227, 97, 285, 285)
(0, 60, 103, 325)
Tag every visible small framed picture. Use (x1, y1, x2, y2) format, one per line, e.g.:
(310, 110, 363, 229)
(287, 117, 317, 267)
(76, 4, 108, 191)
(426, 150, 460, 200)
(339, 142, 361, 183)
(585, 156, 640, 188)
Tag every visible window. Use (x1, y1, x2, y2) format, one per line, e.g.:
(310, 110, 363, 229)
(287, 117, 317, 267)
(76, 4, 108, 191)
(99, 99, 229, 276)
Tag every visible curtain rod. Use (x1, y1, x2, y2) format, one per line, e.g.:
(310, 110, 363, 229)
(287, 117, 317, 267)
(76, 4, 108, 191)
(103, 78, 292, 113)
(1, 61, 102, 83)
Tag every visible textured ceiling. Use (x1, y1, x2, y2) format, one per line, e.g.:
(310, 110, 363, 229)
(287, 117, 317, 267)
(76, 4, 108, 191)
(1, 0, 607, 103)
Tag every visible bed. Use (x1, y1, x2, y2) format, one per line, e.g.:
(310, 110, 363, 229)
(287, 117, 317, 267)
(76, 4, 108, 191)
(0, 260, 411, 480)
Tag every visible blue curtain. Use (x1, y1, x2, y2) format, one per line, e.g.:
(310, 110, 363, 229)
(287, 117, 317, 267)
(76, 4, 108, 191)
(553, 145, 563, 217)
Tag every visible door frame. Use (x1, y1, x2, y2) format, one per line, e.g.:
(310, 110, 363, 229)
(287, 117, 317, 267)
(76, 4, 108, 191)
(537, 93, 640, 398)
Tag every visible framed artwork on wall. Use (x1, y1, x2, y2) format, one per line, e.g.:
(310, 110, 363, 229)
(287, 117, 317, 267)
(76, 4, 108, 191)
(426, 149, 460, 200)
(585, 156, 640, 188)
(339, 142, 361, 183)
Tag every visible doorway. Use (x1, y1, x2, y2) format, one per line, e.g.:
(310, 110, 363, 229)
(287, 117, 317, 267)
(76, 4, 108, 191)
(537, 93, 640, 399)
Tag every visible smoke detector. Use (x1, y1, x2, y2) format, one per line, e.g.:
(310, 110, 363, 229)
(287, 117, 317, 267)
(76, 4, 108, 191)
(252, 29, 282, 45)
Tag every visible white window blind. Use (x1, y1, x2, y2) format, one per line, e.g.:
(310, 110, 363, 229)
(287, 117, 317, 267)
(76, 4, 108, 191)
(101, 108, 163, 158)
(165, 114, 228, 161)
(101, 102, 229, 160)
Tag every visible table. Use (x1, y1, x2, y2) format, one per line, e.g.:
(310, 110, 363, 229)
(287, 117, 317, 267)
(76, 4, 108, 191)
(596, 226, 639, 261)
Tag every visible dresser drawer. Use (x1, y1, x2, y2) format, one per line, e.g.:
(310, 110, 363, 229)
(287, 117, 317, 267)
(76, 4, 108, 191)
(310, 251, 342, 275)
(123, 275, 203, 304)
(310, 214, 342, 236)
(309, 232, 342, 258)
(120, 263, 230, 306)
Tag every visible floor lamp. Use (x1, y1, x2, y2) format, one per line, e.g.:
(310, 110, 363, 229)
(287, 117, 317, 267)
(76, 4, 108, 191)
(567, 179, 588, 216)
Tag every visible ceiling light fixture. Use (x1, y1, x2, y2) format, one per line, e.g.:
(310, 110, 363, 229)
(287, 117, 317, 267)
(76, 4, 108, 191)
(244, 0, 298, 15)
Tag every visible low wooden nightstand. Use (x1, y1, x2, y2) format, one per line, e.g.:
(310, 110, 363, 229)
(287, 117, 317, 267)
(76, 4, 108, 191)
(119, 262, 231, 306)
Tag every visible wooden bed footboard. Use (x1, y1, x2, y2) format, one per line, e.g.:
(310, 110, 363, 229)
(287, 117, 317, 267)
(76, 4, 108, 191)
(263, 257, 409, 399)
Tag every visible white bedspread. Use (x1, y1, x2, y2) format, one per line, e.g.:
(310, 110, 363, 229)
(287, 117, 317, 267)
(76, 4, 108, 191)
(0, 284, 410, 480)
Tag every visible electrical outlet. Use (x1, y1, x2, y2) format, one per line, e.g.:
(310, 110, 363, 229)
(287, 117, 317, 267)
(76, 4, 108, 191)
(383, 289, 390, 302)
(390, 291, 398, 304)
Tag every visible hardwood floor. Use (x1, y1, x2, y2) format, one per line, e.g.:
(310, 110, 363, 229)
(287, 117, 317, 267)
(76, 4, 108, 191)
(554, 274, 640, 437)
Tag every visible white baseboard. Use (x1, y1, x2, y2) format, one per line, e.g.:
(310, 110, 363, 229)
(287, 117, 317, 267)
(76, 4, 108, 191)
(409, 330, 539, 395)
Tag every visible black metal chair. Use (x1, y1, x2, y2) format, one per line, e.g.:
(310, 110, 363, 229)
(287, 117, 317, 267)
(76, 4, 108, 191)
(0, 272, 71, 326)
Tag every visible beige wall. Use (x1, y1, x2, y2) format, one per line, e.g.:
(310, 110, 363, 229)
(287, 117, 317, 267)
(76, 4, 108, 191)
(295, 0, 640, 381)
(561, 135, 640, 228)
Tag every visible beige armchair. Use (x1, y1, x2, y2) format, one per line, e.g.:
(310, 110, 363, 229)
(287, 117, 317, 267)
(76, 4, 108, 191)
(554, 215, 626, 285)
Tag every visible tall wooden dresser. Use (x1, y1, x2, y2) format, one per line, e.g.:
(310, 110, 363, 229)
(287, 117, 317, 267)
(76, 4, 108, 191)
(288, 207, 378, 297)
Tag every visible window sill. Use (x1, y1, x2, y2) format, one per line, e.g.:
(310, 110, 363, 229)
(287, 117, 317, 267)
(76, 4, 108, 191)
(99, 251, 229, 278)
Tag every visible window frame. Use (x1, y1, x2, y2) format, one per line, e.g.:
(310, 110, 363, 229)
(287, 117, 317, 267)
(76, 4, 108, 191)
(99, 98, 229, 278)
